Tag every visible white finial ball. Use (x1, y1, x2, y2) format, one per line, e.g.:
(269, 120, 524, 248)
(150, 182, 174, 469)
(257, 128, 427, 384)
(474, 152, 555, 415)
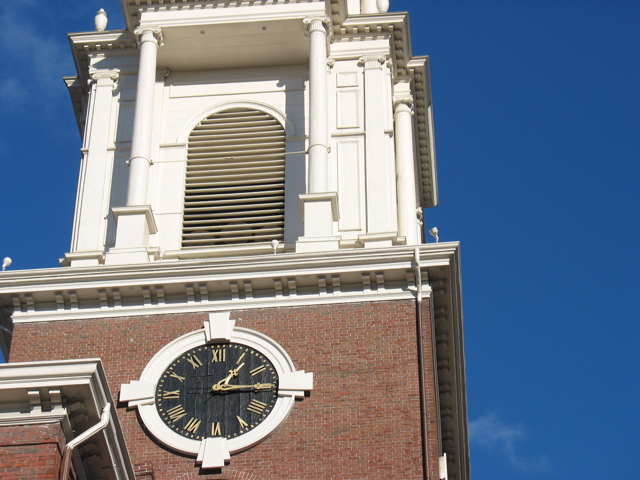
(2, 257, 12, 271)
(95, 9, 108, 32)
(429, 227, 439, 243)
(377, 0, 389, 13)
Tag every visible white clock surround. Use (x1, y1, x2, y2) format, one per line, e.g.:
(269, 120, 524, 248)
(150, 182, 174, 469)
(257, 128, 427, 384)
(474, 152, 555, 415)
(120, 311, 313, 469)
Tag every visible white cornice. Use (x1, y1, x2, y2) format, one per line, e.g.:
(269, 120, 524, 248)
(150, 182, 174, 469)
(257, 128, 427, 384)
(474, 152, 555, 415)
(0, 245, 457, 323)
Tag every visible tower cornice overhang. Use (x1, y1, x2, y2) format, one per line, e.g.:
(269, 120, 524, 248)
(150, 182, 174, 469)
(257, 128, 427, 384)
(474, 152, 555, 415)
(119, 0, 326, 72)
(1, 244, 457, 323)
(120, 0, 328, 33)
(68, 30, 137, 83)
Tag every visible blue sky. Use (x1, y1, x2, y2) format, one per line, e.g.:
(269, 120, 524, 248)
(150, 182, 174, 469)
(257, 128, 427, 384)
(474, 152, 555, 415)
(1, 1, 639, 479)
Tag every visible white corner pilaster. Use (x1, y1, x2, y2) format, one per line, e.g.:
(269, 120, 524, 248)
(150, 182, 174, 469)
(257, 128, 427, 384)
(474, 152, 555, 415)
(359, 55, 397, 244)
(394, 80, 420, 245)
(64, 70, 119, 267)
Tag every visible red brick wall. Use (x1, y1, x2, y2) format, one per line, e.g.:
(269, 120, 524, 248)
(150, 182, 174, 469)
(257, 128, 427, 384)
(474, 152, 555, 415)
(0, 423, 66, 480)
(10, 300, 438, 480)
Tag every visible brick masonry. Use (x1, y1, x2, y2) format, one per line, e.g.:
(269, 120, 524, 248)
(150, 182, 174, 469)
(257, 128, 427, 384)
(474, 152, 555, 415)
(9, 299, 440, 480)
(0, 423, 67, 480)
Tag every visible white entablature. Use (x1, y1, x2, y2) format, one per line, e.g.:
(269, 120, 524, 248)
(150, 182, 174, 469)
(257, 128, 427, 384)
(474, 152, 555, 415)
(63, 0, 437, 267)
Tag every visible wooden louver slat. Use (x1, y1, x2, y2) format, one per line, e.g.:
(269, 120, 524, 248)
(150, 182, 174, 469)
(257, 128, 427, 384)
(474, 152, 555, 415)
(182, 108, 286, 248)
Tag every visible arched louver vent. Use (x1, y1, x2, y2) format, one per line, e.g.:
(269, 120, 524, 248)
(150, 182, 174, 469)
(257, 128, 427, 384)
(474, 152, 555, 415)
(182, 108, 285, 248)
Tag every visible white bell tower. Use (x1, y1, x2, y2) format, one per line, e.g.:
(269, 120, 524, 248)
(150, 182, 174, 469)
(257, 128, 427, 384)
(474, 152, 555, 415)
(62, 0, 437, 267)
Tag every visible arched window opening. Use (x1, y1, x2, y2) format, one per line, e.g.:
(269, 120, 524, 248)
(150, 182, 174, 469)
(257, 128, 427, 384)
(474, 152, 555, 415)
(181, 108, 286, 248)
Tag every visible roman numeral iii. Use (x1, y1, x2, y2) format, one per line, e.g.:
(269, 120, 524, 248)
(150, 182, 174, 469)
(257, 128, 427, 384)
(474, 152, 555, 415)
(246, 399, 267, 414)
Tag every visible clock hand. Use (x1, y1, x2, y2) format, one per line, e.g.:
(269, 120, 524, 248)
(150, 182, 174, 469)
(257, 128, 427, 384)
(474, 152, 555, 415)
(223, 362, 245, 385)
(211, 362, 246, 390)
(211, 383, 275, 392)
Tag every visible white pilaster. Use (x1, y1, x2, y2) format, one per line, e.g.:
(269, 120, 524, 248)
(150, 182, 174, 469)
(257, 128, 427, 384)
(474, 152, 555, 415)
(359, 55, 396, 245)
(64, 71, 119, 267)
(394, 95, 420, 245)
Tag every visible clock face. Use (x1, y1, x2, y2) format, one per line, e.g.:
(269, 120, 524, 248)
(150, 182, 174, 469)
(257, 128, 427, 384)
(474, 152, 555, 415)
(155, 343, 279, 441)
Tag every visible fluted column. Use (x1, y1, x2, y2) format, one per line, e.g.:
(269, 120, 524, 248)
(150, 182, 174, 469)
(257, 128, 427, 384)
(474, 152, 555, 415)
(394, 98, 420, 245)
(304, 16, 331, 193)
(127, 26, 162, 206)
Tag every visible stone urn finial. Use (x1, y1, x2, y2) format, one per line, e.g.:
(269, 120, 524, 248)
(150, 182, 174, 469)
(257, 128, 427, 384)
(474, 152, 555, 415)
(377, 0, 389, 13)
(94, 9, 108, 32)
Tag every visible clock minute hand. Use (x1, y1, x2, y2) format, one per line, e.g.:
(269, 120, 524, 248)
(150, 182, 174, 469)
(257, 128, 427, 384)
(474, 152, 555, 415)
(211, 383, 275, 392)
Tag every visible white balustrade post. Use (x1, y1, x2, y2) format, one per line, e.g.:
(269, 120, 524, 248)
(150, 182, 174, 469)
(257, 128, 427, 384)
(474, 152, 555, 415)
(394, 98, 420, 245)
(304, 16, 331, 193)
(127, 27, 162, 207)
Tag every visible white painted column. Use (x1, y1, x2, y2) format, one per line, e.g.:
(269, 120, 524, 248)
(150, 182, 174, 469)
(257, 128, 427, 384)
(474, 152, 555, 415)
(304, 16, 331, 193)
(394, 99, 420, 245)
(105, 27, 161, 265)
(127, 26, 162, 206)
(296, 16, 340, 253)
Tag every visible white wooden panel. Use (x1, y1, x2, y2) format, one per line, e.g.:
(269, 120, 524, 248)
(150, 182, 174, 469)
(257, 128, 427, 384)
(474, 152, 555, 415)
(336, 139, 363, 231)
(336, 72, 358, 88)
(336, 89, 360, 129)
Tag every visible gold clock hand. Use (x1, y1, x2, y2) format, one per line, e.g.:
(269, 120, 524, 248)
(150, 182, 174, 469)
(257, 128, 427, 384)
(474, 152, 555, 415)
(211, 383, 275, 392)
(223, 362, 245, 385)
(211, 362, 246, 390)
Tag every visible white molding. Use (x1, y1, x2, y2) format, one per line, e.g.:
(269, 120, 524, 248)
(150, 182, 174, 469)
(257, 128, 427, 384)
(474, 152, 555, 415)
(3, 245, 457, 324)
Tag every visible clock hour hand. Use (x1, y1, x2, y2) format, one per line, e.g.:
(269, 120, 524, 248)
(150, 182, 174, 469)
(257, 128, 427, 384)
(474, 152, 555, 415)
(211, 383, 275, 392)
(211, 362, 245, 390)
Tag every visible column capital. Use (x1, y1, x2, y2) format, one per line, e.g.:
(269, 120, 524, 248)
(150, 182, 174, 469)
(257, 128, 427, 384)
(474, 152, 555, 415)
(90, 70, 120, 89)
(358, 55, 388, 69)
(303, 16, 332, 36)
(393, 97, 414, 114)
(134, 26, 163, 47)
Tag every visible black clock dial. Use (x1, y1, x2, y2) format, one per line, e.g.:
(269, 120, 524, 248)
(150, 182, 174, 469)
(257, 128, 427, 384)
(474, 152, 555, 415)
(155, 343, 279, 440)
